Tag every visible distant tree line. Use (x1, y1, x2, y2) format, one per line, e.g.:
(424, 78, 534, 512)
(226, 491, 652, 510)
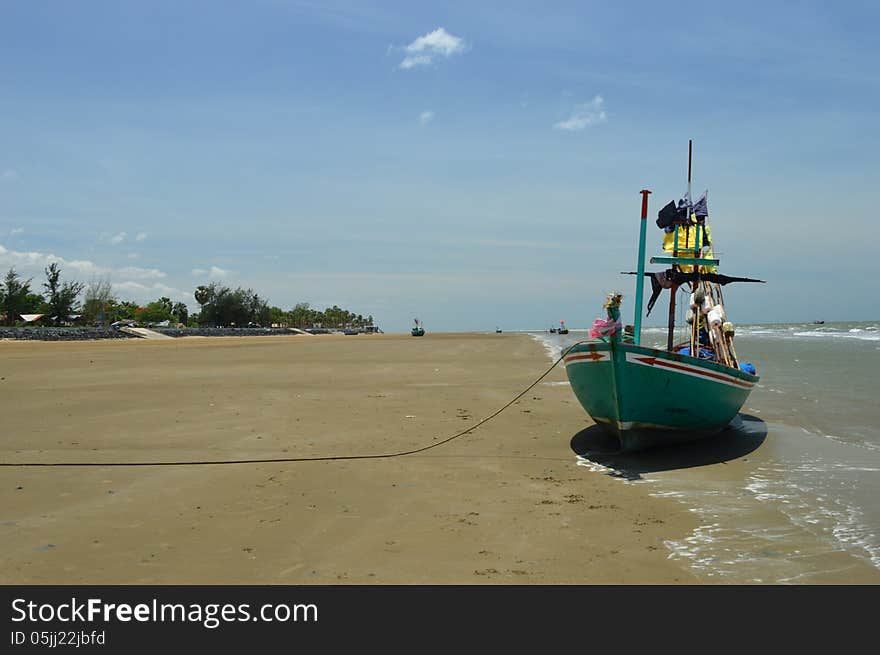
(0, 265, 375, 330)
(282, 302, 373, 330)
(192, 284, 373, 329)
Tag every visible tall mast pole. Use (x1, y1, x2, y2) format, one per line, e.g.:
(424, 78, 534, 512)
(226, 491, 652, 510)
(665, 140, 692, 352)
(687, 139, 693, 204)
(634, 189, 651, 345)
(666, 285, 677, 351)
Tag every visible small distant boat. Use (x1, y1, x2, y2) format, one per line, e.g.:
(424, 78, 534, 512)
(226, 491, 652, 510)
(813, 320, 825, 325)
(549, 326, 557, 334)
(496, 327, 503, 333)
(411, 318, 425, 337)
(564, 141, 764, 451)
(558, 320, 569, 335)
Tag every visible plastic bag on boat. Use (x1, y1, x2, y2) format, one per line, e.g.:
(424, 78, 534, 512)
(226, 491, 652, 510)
(590, 292, 623, 339)
(589, 317, 621, 339)
(677, 346, 715, 359)
(739, 362, 756, 375)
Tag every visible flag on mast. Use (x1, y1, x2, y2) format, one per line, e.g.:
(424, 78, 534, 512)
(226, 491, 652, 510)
(692, 190, 708, 218)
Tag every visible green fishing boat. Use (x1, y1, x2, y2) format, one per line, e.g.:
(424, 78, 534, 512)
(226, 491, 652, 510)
(411, 318, 425, 337)
(564, 142, 764, 451)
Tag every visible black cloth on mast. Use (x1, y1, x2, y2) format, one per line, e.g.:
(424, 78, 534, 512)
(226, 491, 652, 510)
(621, 270, 767, 286)
(646, 271, 674, 316)
(693, 191, 708, 218)
(656, 200, 678, 229)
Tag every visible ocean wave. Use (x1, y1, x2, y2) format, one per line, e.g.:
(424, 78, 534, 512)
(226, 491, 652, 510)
(528, 332, 564, 362)
(744, 465, 880, 571)
(732, 324, 880, 342)
(574, 322, 880, 342)
(791, 331, 880, 341)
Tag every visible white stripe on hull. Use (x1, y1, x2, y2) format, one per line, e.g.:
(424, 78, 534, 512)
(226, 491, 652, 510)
(593, 417, 682, 432)
(624, 352, 755, 389)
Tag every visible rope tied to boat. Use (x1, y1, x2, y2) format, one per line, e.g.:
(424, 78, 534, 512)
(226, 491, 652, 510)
(0, 341, 589, 468)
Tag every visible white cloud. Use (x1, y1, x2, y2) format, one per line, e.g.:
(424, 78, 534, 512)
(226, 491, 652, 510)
(191, 265, 229, 278)
(114, 281, 190, 303)
(100, 231, 127, 245)
(0, 241, 193, 306)
(400, 55, 432, 70)
(407, 27, 465, 57)
(0, 242, 106, 276)
(9, 227, 24, 236)
(116, 266, 167, 279)
(398, 27, 465, 69)
(1, 169, 18, 182)
(67, 259, 106, 275)
(554, 95, 608, 131)
(419, 110, 435, 125)
(0, 242, 172, 283)
(135, 232, 148, 241)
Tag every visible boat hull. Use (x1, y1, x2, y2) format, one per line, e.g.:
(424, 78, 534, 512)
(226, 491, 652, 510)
(564, 340, 758, 451)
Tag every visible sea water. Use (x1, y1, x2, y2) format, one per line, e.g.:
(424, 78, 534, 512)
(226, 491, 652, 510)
(529, 321, 880, 583)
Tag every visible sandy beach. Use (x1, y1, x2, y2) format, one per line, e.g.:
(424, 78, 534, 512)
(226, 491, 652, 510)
(1, 332, 699, 584)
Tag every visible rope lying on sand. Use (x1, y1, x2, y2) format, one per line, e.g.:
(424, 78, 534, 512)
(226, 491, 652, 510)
(0, 342, 587, 468)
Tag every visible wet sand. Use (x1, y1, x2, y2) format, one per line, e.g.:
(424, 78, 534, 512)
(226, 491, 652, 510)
(1, 333, 698, 584)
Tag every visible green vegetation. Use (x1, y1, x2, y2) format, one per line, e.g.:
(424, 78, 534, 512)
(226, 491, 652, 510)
(193, 283, 269, 327)
(1, 265, 376, 330)
(81, 276, 114, 324)
(43, 263, 85, 326)
(283, 302, 373, 330)
(0, 268, 38, 324)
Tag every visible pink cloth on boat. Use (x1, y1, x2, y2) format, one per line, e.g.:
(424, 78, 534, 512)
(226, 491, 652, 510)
(589, 317, 621, 339)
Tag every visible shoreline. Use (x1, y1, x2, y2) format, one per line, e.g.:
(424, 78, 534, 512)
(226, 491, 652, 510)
(0, 326, 372, 342)
(1, 332, 699, 583)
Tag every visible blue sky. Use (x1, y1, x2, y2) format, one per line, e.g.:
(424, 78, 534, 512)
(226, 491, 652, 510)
(1, 1, 878, 331)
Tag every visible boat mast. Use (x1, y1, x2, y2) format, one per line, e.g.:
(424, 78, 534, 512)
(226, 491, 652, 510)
(633, 189, 651, 345)
(665, 139, 692, 352)
(666, 282, 677, 351)
(687, 139, 693, 208)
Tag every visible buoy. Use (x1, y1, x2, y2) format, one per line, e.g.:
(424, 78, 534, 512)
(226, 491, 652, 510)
(708, 305, 725, 328)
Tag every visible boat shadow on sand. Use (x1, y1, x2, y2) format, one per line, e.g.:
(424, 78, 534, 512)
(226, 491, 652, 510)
(569, 414, 767, 480)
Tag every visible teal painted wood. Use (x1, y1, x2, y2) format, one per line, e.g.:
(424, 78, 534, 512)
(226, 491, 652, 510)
(633, 201, 649, 344)
(564, 340, 758, 451)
